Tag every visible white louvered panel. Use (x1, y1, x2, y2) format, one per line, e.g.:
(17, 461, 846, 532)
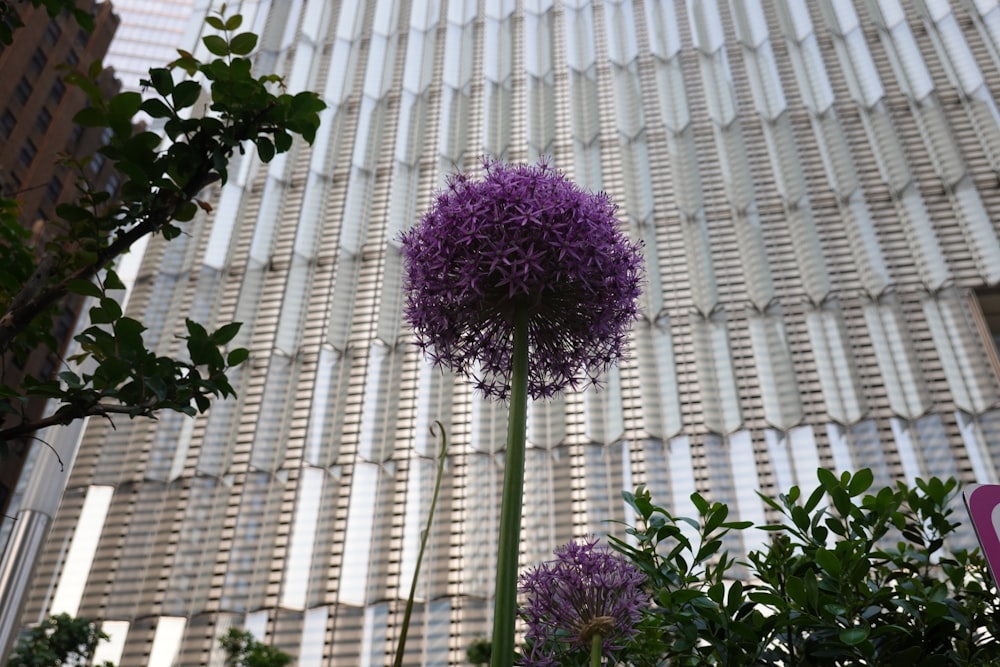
(813, 112, 857, 197)
(373, 0, 398, 36)
(524, 12, 551, 78)
(915, 101, 966, 187)
(404, 29, 437, 95)
(634, 319, 683, 439)
(470, 391, 506, 453)
(528, 73, 557, 157)
(339, 463, 380, 606)
(898, 186, 950, 289)
(764, 429, 795, 498)
(583, 365, 624, 444)
(250, 354, 293, 471)
(196, 368, 244, 475)
(449, 0, 477, 23)
(573, 137, 604, 191)
(298, 607, 328, 667)
(692, 314, 742, 434)
(522, 449, 557, 564)
(785, 206, 832, 303)
(688, 0, 725, 52)
(681, 211, 719, 315)
(605, 0, 638, 65)
(274, 258, 310, 355)
(890, 23, 936, 102)
(842, 194, 890, 296)
(281, 466, 324, 610)
(760, 117, 806, 203)
(749, 313, 803, 430)
(336, 0, 365, 41)
(249, 177, 287, 265)
(842, 29, 886, 108)
(667, 435, 698, 542)
(774, 0, 812, 42)
(569, 67, 601, 144)
(653, 56, 690, 131)
(363, 35, 398, 100)
(956, 412, 1000, 484)
(49, 485, 114, 616)
(437, 87, 472, 166)
(699, 51, 738, 126)
(528, 395, 568, 450)
(484, 80, 514, 157)
(612, 62, 644, 138)
(668, 129, 705, 215)
(935, 13, 985, 95)
(874, 0, 906, 27)
(712, 123, 754, 212)
(564, 4, 597, 70)
(728, 430, 768, 554)
(399, 455, 432, 600)
(294, 173, 328, 258)
(375, 250, 404, 345)
(888, 419, 921, 486)
(806, 306, 865, 425)
(340, 167, 372, 255)
(354, 96, 388, 172)
(203, 177, 247, 270)
(488, 0, 516, 19)
(729, 0, 768, 47)
(863, 300, 929, 419)
(644, 0, 681, 58)
(462, 454, 499, 595)
(790, 34, 834, 114)
(788, 426, 822, 493)
(744, 42, 787, 121)
(326, 250, 360, 351)
(636, 219, 664, 316)
(825, 423, 855, 474)
(980, 6, 1000, 66)
(953, 179, 1000, 284)
(620, 137, 654, 219)
(412, 358, 455, 457)
(734, 207, 775, 309)
(966, 94, 1000, 176)
(923, 296, 985, 414)
(305, 348, 348, 467)
(357, 343, 403, 463)
(581, 443, 625, 535)
(863, 108, 910, 192)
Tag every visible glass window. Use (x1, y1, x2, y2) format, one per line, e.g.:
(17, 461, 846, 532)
(19, 139, 37, 167)
(29, 48, 47, 75)
(35, 106, 52, 133)
(46, 175, 62, 202)
(50, 78, 66, 103)
(0, 109, 15, 139)
(66, 49, 79, 66)
(43, 22, 61, 46)
(14, 78, 32, 106)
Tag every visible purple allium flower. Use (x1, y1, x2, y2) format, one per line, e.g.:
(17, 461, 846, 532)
(400, 158, 643, 400)
(517, 537, 647, 665)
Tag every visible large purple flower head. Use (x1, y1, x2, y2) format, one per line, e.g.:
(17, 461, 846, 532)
(517, 537, 647, 665)
(400, 158, 643, 400)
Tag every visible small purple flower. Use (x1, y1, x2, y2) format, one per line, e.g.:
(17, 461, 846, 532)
(517, 537, 647, 665)
(400, 158, 643, 400)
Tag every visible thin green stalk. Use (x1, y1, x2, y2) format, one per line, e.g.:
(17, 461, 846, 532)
(490, 308, 530, 667)
(591, 633, 603, 667)
(393, 421, 449, 667)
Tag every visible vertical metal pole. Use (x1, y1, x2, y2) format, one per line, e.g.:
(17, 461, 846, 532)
(0, 419, 86, 663)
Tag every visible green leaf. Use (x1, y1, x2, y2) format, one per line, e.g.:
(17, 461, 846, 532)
(227, 348, 250, 366)
(203, 34, 230, 56)
(205, 15, 225, 30)
(172, 80, 202, 109)
(256, 137, 275, 162)
(839, 626, 869, 646)
(815, 548, 841, 576)
(141, 98, 175, 119)
(147, 67, 174, 95)
(74, 107, 107, 127)
(210, 322, 242, 345)
(67, 279, 103, 298)
(103, 270, 126, 291)
(848, 468, 874, 497)
(224, 14, 243, 30)
(108, 91, 142, 134)
(229, 32, 258, 55)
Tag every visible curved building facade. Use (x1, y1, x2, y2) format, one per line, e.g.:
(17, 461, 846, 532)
(14, 0, 1000, 664)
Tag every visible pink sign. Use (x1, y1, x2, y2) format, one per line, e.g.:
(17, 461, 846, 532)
(964, 484, 1000, 584)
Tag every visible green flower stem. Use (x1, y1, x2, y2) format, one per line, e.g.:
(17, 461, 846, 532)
(392, 422, 448, 667)
(591, 633, 603, 667)
(490, 308, 530, 667)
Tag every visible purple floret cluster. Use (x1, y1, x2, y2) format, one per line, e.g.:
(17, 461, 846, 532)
(518, 537, 647, 666)
(400, 158, 643, 400)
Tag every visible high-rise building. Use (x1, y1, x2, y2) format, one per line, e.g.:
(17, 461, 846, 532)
(0, 0, 121, 515)
(100, 0, 195, 92)
(13, 0, 1000, 664)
